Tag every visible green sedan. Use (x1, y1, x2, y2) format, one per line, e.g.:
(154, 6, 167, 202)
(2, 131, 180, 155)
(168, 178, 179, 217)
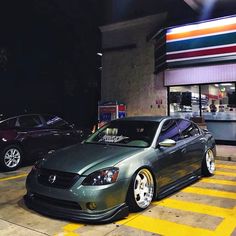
(24, 116, 216, 223)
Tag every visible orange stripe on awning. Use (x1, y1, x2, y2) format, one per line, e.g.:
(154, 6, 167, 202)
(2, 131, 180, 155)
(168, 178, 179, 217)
(167, 23, 236, 41)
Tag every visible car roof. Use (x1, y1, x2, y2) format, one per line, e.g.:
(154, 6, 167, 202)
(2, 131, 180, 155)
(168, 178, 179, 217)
(117, 116, 170, 122)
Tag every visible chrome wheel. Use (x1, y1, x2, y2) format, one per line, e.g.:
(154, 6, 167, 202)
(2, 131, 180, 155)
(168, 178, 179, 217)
(206, 149, 215, 174)
(133, 169, 154, 209)
(4, 148, 21, 168)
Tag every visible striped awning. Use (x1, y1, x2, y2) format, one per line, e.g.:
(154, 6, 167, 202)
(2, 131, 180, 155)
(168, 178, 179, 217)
(166, 16, 236, 68)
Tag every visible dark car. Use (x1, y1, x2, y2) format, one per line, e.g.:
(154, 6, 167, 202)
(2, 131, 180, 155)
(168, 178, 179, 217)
(0, 114, 88, 171)
(24, 116, 216, 223)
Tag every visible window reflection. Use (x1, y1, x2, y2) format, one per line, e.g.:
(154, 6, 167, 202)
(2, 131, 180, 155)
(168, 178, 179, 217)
(201, 83, 236, 120)
(169, 86, 200, 119)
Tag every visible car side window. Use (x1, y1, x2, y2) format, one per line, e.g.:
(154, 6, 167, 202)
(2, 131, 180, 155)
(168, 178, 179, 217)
(177, 119, 200, 139)
(0, 118, 17, 128)
(158, 119, 181, 143)
(43, 115, 68, 128)
(19, 115, 43, 128)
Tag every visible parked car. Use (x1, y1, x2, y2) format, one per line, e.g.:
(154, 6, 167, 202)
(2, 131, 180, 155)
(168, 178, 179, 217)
(0, 114, 89, 171)
(24, 116, 216, 223)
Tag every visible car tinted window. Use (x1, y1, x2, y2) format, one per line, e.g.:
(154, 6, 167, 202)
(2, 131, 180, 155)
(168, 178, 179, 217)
(19, 115, 43, 128)
(86, 120, 159, 148)
(177, 119, 200, 139)
(158, 119, 181, 142)
(43, 115, 68, 128)
(0, 118, 17, 129)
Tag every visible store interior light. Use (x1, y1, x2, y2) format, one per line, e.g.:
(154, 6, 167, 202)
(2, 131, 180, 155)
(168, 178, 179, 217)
(97, 53, 103, 56)
(230, 87, 235, 90)
(214, 84, 219, 87)
(221, 83, 233, 86)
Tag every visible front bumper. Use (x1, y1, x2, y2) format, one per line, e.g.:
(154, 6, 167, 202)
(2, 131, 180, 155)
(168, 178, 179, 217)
(24, 192, 129, 223)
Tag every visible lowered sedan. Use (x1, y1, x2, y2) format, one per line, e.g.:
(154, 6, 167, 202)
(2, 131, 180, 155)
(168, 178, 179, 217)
(24, 116, 216, 223)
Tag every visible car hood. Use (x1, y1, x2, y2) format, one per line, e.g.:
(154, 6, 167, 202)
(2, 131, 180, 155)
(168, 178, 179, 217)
(41, 143, 146, 175)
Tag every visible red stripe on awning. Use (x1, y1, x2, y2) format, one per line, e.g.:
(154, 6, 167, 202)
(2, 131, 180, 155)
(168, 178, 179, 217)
(167, 45, 236, 60)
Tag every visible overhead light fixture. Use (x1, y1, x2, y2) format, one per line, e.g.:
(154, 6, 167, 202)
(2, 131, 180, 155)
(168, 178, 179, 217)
(214, 84, 219, 87)
(97, 53, 102, 56)
(230, 87, 235, 90)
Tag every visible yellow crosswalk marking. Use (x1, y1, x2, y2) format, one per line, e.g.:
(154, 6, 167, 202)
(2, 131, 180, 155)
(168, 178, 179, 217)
(200, 178, 236, 186)
(122, 214, 215, 236)
(215, 171, 236, 177)
(54, 223, 83, 236)
(217, 164, 236, 170)
(214, 211, 236, 236)
(0, 173, 27, 182)
(153, 198, 233, 218)
(183, 186, 236, 199)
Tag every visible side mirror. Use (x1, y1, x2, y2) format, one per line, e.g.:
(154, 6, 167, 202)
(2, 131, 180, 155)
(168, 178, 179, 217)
(159, 139, 176, 147)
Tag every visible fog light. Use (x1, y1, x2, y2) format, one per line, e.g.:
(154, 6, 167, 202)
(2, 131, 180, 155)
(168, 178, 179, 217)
(87, 202, 97, 210)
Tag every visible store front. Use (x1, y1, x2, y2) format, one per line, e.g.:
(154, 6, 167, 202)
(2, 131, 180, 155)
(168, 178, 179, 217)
(155, 16, 236, 144)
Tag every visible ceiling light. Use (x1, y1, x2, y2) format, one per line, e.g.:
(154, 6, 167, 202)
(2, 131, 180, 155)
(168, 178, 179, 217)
(221, 83, 232, 86)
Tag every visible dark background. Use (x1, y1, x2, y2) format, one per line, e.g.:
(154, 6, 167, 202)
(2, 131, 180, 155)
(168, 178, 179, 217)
(0, 0, 235, 127)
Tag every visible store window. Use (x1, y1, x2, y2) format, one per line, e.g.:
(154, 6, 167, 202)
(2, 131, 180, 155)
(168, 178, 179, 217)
(169, 86, 200, 119)
(201, 83, 236, 121)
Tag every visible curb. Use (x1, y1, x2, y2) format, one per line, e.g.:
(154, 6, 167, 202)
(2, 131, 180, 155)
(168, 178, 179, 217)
(216, 156, 236, 162)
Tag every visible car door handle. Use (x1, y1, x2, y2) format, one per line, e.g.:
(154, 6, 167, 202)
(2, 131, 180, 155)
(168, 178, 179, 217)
(181, 148, 186, 153)
(52, 131, 60, 136)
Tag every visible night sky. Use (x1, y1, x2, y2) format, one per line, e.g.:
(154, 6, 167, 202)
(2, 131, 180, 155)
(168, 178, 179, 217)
(0, 0, 234, 127)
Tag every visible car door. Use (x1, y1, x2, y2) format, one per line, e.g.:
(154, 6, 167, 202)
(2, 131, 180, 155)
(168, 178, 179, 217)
(17, 115, 53, 159)
(154, 119, 187, 189)
(176, 119, 205, 174)
(42, 115, 79, 149)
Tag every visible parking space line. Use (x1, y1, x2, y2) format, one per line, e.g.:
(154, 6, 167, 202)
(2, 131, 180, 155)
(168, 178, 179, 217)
(0, 173, 27, 182)
(54, 223, 83, 236)
(122, 214, 215, 236)
(153, 198, 232, 218)
(200, 178, 236, 186)
(216, 164, 236, 170)
(183, 187, 236, 199)
(215, 171, 236, 177)
(214, 213, 236, 236)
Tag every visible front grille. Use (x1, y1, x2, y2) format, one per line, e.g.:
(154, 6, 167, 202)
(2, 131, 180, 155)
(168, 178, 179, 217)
(32, 193, 82, 210)
(37, 168, 79, 189)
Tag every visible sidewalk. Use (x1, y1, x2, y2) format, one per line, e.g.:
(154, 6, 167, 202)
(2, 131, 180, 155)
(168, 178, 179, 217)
(216, 145, 236, 162)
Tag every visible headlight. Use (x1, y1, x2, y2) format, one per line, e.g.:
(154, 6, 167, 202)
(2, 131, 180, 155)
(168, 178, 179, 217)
(82, 167, 119, 186)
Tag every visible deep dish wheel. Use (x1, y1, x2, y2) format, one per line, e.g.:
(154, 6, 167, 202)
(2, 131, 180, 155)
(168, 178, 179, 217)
(127, 168, 154, 212)
(0, 145, 22, 171)
(202, 149, 215, 176)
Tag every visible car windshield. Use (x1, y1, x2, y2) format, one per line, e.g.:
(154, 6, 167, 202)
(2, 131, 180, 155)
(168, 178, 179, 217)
(85, 120, 159, 147)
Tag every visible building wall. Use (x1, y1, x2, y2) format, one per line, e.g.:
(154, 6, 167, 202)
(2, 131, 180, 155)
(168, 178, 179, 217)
(100, 14, 167, 116)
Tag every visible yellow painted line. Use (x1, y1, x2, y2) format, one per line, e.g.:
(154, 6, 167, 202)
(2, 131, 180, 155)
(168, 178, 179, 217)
(116, 213, 142, 225)
(217, 164, 236, 170)
(55, 232, 79, 236)
(201, 178, 236, 186)
(63, 224, 83, 232)
(123, 214, 215, 236)
(0, 173, 27, 182)
(153, 198, 233, 218)
(54, 223, 83, 236)
(215, 171, 236, 177)
(182, 187, 236, 200)
(215, 216, 236, 236)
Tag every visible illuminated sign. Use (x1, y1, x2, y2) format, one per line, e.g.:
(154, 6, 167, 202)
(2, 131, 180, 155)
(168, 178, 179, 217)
(166, 16, 236, 67)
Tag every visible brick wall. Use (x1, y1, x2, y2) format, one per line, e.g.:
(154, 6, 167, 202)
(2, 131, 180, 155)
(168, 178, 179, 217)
(100, 14, 167, 116)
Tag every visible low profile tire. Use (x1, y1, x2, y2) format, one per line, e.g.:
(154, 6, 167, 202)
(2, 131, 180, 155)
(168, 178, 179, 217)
(127, 168, 154, 212)
(0, 145, 23, 171)
(202, 149, 215, 176)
